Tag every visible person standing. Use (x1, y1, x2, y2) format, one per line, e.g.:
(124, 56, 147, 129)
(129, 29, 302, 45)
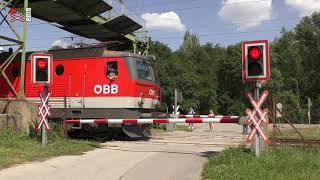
(188, 108, 195, 131)
(243, 124, 248, 135)
(209, 110, 214, 132)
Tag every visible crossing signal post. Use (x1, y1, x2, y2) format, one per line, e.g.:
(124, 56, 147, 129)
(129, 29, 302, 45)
(242, 40, 270, 157)
(31, 53, 52, 146)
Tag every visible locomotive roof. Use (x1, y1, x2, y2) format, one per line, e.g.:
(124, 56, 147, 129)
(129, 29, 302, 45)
(0, 47, 154, 62)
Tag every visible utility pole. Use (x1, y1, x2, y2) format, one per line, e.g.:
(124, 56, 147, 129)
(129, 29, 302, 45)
(167, 89, 177, 131)
(296, 80, 299, 98)
(308, 97, 312, 125)
(172, 89, 178, 130)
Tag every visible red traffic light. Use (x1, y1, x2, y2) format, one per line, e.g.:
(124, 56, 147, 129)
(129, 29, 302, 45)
(248, 46, 262, 61)
(242, 40, 270, 82)
(37, 59, 47, 69)
(31, 53, 52, 84)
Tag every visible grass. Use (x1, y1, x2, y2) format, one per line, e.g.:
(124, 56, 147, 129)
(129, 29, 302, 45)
(269, 126, 320, 140)
(0, 130, 99, 169)
(202, 146, 320, 180)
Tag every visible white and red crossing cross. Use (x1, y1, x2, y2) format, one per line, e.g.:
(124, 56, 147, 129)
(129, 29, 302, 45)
(36, 92, 51, 131)
(10, 13, 24, 22)
(245, 90, 270, 144)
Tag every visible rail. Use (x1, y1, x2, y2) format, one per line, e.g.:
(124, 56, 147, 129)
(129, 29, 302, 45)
(271, 138, 320, 146)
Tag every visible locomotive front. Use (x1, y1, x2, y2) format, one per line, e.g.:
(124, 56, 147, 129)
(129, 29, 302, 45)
(0, 47, 162, 140)
(51, 49, 162, 140)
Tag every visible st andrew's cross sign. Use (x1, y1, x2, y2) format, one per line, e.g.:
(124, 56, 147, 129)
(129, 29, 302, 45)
(245, 90, 270, 144)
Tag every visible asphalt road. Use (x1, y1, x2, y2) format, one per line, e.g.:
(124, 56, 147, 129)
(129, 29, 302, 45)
(0, 124, 244, 180)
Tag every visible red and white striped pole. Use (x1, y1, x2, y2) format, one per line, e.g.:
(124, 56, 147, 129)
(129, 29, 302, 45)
(175, 115, 239, 118)
(66, 116, 239, 125)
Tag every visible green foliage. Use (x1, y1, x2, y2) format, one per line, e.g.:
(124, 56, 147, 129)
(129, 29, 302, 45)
(151, 13, 320, 121)
(277, 91, 307, 122)
(202, 147, 320, 180)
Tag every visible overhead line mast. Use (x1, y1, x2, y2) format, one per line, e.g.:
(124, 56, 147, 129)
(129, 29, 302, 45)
(0, 0, 28, 99)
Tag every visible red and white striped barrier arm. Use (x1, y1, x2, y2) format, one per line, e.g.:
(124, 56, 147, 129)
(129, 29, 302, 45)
(66, 117, 239, 124)
(175, 115, 239, 118)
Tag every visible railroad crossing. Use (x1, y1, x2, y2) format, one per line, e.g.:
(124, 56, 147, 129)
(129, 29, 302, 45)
(0, 0, 319, 179)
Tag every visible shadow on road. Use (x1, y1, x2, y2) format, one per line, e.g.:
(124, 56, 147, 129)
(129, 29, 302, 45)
(199, 151, 218, 158)
(102, 146, 220, 157)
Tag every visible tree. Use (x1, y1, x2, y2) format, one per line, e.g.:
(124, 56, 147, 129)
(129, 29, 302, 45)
(295, 13, 320, 98)
(149, 12, 320, 121)
(149, 41, 174, 109)
(198, 43, 223, 113)
(216, 44, 249, 115)
(294, 12, 320, 121)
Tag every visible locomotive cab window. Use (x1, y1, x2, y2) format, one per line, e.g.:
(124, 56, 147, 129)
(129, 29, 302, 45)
(106, 61, 118, 80)
(136, 61, 153, 81)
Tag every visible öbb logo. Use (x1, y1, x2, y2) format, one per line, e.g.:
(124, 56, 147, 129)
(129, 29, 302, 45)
(149, 89, 157, 96)
(94, 84, 118, 95)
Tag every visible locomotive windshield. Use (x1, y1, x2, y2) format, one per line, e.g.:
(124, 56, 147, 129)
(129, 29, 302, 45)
(124, 56, 159, 84)
(136, 61, 153, 81)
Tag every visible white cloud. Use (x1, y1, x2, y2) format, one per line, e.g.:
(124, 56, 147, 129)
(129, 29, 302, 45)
(50, 40, 70, 49)
(285, 0, 320, 16)
(141, 11, 186, 32)
(218, 0, 273, 30)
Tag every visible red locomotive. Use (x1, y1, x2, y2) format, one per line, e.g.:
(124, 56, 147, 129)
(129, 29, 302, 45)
(0, 47, 161, 140)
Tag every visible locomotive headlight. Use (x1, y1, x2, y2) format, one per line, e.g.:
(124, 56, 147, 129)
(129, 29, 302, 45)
(138, 92, 145, 105)
(154, 95, 160, 107)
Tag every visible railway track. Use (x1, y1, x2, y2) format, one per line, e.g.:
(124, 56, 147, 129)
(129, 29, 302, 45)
(270, 138, 320, 146)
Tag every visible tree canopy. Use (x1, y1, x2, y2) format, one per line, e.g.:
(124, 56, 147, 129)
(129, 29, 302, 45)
(150, 13, 320, 123)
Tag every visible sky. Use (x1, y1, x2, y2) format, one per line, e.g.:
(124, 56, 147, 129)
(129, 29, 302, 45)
(1, 0, 320, 51)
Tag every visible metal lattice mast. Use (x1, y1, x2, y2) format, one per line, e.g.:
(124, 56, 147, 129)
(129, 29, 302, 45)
(18, 0, 28, 99)
(0, 0, 28, 99)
